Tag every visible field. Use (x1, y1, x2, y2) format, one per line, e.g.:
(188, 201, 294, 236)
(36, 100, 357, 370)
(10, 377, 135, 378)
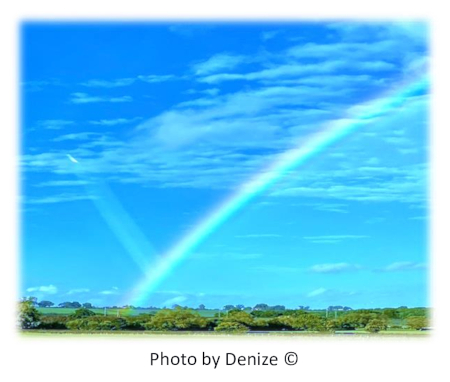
(22, 328, 430, 337)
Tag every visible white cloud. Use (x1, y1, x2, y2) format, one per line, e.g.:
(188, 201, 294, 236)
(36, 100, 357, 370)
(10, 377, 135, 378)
(36, 120, 74, 130)
(70, 93, 132, 104)
(99, 287, 120, 295)
(137, 74, 175, 83)
(199, 60, 395, 84)
(89, 117, 142, 126)
(309, 263, 362, 274)
(24, 193, 96, 205)
(53, 132, 101, 142)
(81, 78, 136, 88)
(26, 285, 58, 294)
(379, 261, 426, 272)
(307, 288, 328, 297)
(303, 235, 368, 244)
(261, 30, 281, 41)
(67, 288, 90, 295)
(193, 53, 247, 76)
(35, 180, 91, 187)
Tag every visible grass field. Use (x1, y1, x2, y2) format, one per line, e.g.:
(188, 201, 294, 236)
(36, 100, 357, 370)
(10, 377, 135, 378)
(21, 329, 429, 337)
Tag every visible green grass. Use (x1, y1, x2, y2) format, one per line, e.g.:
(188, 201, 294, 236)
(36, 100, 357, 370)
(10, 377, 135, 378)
(21, 329, 429, 337)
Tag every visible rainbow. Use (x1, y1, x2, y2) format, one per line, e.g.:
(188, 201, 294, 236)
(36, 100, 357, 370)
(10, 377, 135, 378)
(67, 157, 158, 273)
(127, 73, 428, 306)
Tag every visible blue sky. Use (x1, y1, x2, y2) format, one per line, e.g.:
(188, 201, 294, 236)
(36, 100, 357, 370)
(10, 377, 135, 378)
(20, 22, 429, 309)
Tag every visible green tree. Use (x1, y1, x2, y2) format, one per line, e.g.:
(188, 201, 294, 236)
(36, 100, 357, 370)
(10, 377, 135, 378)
(19, 298, 41, 329)
(37, 300, 54, 308)
(365, 318, 388, 333)
(382, 308, 400, 319)
(406, 316, 429, 330)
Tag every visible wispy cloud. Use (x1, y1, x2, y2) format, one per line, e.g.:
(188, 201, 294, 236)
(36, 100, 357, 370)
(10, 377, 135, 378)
(53, 132, 101, 142)
(89, 117, 142, 126)
(81, 78, 136, 88)
(302, 202, 349, 214)
(36, 120, 75, 130)
(192, 53, 247, 76)
(69, 92, 132, 104)
(261, 30, 281, 41)
(307, 288, 328, 297)
(378, 261, 427, 272)
(26, 285, 58, 294)
(309, 263, 362, 274)
(303, 235, 368, 244)
(137, 74, 175, 83)
(35, 180, 91, 187)
(235, 234, 281, 239)
(67, 288, 90, 295)
(99, 287, 119, 295)
(80, 75, 175, 88)
(24, 193, 95, 205)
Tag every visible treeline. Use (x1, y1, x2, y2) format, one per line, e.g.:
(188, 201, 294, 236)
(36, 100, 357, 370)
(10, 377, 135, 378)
(19, 300, 430, 333)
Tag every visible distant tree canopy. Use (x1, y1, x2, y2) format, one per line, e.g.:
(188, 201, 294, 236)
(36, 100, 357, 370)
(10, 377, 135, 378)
(37, 300, 54, 308)
(58, 301, 82, 308)
(327, 305, 353, 311)
(253, 303, 269, 311)
(223, 305, 235, 311)
(82, 303, 93, 309)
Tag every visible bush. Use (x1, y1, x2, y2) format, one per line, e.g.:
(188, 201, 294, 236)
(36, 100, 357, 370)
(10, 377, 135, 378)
(277, 313, 327, 331)
(69, 308, 96, 319)
(144, 308, 207, 331)
(38, 316, 68, 330)
(66, 317, 127, 331)
(214, 321, 249, 332)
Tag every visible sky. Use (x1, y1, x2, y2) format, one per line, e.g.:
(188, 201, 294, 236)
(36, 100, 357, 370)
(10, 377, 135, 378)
(20, 21, 429, 309)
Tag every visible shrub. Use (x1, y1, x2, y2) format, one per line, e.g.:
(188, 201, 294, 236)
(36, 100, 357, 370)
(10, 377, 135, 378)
(214, 321, 249, 332)
(145, 308, 207, 331)
(69, 308, 96, 319)
(38, 316, 68, 330)
(277, 313, 327, 331)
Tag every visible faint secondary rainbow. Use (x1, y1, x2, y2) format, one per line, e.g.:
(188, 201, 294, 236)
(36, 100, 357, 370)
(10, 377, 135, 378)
(67, 155, 158, 273)
(127, 73, 428, 306)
